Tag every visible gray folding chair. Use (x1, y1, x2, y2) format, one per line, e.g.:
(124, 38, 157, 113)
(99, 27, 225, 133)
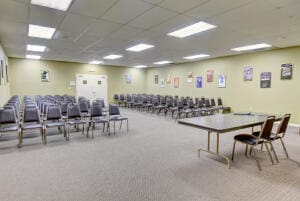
(0, 108, 19, 139)
(87, 103, 108, 138)
(109, 104, 128, 135)
(66, 103, 87, 140)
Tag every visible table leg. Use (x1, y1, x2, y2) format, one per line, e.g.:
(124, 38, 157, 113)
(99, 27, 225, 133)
(198, 131, 231, 169)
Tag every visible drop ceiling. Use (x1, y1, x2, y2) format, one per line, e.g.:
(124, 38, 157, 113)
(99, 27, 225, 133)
(1, 0, 300, 67)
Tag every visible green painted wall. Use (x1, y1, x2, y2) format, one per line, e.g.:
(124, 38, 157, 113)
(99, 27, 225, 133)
(9, 58, 146, 102)
(0, 42, 10, 106)
(146, 46, 300, 124)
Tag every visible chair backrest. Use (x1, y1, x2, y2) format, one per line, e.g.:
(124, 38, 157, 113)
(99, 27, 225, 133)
(90, 103, 103, 117)
(67, 103, 81, 119)
(23, 107, 41, 123)
(109, 104, 120, 116)
(217, 97, 223, 106)
(0, 108, 17, 124)
(257, 116, 275, 140)
(276, 114, 291, 138)
(46, 105, 62, 120)
(79, 101, 89, 113)
(61, 102, 69, 115)
(166, 98, 173, 107)
(198, 100, 204, 108)
(113, 94, 119, 100)
(188, 99, 194, 108)
(120, 94, 125, 101)
(210, 98, 216, 107)
(205, 99, 211, 107)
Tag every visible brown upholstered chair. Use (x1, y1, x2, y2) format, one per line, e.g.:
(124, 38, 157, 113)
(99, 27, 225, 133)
(231, 116, 276, 171)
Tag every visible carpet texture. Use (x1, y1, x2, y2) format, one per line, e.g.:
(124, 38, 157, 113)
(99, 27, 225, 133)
(0, 108, 299, 201)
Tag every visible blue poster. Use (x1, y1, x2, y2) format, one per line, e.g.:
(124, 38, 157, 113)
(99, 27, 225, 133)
(196, 76, 202, 88)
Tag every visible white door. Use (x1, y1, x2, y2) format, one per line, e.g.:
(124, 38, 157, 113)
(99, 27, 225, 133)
(76, 74, 108, 105)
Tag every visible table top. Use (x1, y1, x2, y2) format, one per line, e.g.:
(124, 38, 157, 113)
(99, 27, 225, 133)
(178, 113, 281, 133)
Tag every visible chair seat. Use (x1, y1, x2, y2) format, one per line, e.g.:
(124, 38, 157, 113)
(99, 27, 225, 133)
(22, 123, 43, 130)
(91, 117, 108, 123)
(46, 121, 65, 128)
(81, 113, 90, 118)
(0, 124, 19, 132)
(68, 119, 86, 125)
(234, 134, 263, 145)
(110, 116, 128, 121)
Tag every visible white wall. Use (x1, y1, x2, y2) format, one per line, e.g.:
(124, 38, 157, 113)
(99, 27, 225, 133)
(0, 42, 10, 106)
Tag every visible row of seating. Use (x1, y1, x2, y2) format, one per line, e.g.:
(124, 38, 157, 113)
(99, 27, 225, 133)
(113, 94, 230, 119)
(0, 95, 128, 147)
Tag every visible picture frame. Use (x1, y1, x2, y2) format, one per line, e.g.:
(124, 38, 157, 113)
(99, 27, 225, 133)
(207, 70, 214, 82)
(154, 75, 158, 84)
(174, 77, 179, 88)
(166, 74, 171, 84)
(218, 75, 226, 88)
(280, 63, 293, 80)
(260, 72, 271, 88)
(160, 78, 165, 88)
(196, 76, 202, 88)
(41, 70, 50, 82)
(5, 65, 8, 83)
(187, 72, 193, 83)
(125, 73, 132, 84)
(244, 66, 253, 81)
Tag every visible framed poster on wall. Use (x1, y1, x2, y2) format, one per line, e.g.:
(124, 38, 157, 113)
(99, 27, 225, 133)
(244, 66, 253, 81)
(5, 65, 8, 83)
(196, 76, 202, 88)
(41, 70, 50, 82)
(218, 75, 226, 88)
(280, 63, 293, 80)
(154, 75, 158, 84)
(174, 77, 179, 88)
(260, 72, 271, 88)
(207, 70, 214, 82)
(187, 72, 193, 83)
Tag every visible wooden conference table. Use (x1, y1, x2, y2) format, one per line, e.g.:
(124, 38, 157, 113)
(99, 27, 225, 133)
(178, 113, 281, 169)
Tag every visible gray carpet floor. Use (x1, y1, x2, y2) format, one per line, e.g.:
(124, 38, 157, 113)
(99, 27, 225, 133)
(0, 108, 299, 201)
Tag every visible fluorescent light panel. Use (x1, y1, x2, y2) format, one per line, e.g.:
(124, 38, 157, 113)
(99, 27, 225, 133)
(28, 24, 56, 39)
(89, 61, 103, 64)
(103, 54, 123, 60)
(126, 44, 154, 52)
(134, 65, 147, 68)
(26, 55, 41, 60)
(231, 43, 272, 51)
(153, 61, 172, 65)
(31, 0, 73, 11)
(184, 54, 210, 60)
(27, 44, 46, 52)
(167, 21, 216, 38)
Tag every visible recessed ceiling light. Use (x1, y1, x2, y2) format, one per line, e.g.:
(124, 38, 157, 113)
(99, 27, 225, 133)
(103, 54, 123, 60)
(26, 55, 41, 60)
(28, 24, 56, 39)
(126, 44, 154, 52)
(153, 61, 172, 65)
(134, 65, 147, 68)
(31, 0, 73, 11)
(231, 43, 272, 51)
(27, 44, 46, 52)
(167, 21, 216, 38)
(183, 54, 210, 60)
(88, 61, 103, 65)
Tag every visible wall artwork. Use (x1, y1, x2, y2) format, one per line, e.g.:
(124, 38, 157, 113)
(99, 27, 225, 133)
(187, 72, 193, 83)
(244, 66, 253, 81)
(260, 72, 271, 88)
(0, 60, 2, 85)
(280, 63, 293, 80)
(166, 74, 171, 84)
(154, 75, 158, 84)
(41, 70, 50, 82)
(196, 76, 202, 88)
(5, 65, 8, 83)
(125, 73, 132, 84)
(218, 75, 226, 88)
(174, 77, 179, 88)
(160, 78, 165, 88)
(207, 70, 214, 82)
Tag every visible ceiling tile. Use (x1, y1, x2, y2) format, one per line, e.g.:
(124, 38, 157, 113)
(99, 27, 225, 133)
(86, 19, 122, 37)
(129, 7, 178, 29)
(110, 25, 144, 40)
(159, 0, 208, 13)
(102, 0, 153, 24)
(29, 5, 65, 28)
(142, 0, 164, 4)
(59, 13, 95, 34)
(69, 0, 119, 18)
(0, 0, 28, 23)
(0, 20, 27, 35)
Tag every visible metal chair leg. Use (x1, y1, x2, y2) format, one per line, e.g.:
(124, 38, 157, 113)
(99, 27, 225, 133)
(114, 121, 115, 135)
(251, 147, 262, 171)
(231, 141, 236, 161)
(269, 141, 279, 163)
(245, 144, 248, 156)
(127, 120, 129, 132)
(119, 120, 122, 130)
(264, 142, 275, 165)
(279, 138, 289, 158)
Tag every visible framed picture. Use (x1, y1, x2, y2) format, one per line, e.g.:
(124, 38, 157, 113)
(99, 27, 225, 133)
(196, 76, 202, 88)
(174, 77, 179, 88)
(218, 75, 226, 88)
(187, 72, 193, 83)
(280, 63, 293, 80)
(207, 70, 214, 82)
(154, 75, 158, 84)
(5, 65, 8, 83)
(160, 78, 165, 88)
(0, 60, 3, 85)
(166, 74, 171, 84)
(260, 72, 271, 88)
(244, 66, 253, 81)
(125, 73, 132, 84)
(41, 70, 50, 82)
